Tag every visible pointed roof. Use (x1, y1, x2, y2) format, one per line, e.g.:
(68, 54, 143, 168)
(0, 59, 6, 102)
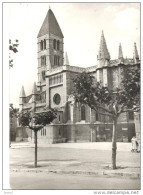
(118, 43, 123, 59)
(37, 8, 64, 38)
(19, 86, 26, 98)
(64, 52, 69, 65)
(133, 42, 139, 59)
(32, 82, 38, 94)
(98, 31, 110, 60)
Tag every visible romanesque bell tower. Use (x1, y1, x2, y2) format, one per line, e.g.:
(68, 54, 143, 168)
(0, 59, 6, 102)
(37, 8, 64, 90)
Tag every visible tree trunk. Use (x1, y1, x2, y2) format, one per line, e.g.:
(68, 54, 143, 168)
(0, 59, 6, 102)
(112, 118, 117, 169)
(34, 130, 37, 168)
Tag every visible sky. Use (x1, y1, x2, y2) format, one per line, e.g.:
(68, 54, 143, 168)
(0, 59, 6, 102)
(4, 2, 140, 107)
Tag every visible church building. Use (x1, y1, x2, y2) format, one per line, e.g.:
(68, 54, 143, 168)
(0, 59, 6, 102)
(17, 8, 140, 143)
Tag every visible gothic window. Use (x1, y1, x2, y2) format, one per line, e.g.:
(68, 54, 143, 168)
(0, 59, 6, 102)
(42, 71, 45, 80)
(57, 56, 60, 66)
(81, 105, 86, 120)
(41, 56, 43, 66)
(44, 39, 46, 50)
(54, 55, 56, 65)
(57, 40, 60, 50)
(41, 56, 46, 66)
(54, 55, 60, 66)
(96, 111, 99, 121)
(40, 40, 43, 50)
(53, 39, 56, 49)
(44, 56, 46, 65)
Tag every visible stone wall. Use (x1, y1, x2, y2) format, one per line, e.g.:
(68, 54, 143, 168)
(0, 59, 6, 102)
(16, 127, 32, 142)
(40, 122, 135, 143)
(16, 121, 135, 143)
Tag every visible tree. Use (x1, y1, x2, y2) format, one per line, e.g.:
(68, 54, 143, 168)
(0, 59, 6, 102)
(9, 103, 19, 118)
(9, 39, 19, 68)
(9, 104, 19, 146)
(18, 108, 57, 168)
(73, 64, 140, 169)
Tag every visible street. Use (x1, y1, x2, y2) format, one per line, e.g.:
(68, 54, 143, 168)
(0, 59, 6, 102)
(9, 143, 140, 190)
(10, 172, 140, 190)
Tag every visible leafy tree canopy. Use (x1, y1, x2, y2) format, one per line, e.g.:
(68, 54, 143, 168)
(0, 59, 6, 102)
(73, 65, 140, 119)
(9, 104, 19, 118)
(9, 39, 19, 68)
(18, 108, 57, 131)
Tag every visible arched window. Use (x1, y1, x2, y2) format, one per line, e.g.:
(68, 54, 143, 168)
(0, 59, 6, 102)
(44, 56, 46, 65)
(96, 111, 99, 121)
(41, 56, 43, 66)
(41, 56, 46, 66)
(81, 105, 86, 120)
(42, 71, 45, 80)
(57, 40, 60, 50)
(57, 56, 60, 65)
(44, 39, 46, 50)
(54, 55, 56, 65)
(53, 39, 56, 49)
(40, 40, 43, 50)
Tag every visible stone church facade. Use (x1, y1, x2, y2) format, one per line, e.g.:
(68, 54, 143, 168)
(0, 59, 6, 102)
(17, 8, 140, 143)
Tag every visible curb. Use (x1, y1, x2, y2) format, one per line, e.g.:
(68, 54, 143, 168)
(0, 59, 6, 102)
(10, 168, 140, 179)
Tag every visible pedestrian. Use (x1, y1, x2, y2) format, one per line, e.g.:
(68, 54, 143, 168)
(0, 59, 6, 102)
(131, 136, 137, 152)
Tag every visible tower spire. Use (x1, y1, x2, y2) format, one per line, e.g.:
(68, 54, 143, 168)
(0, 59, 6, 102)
(32, 82, 38, 94)
(19, 86, 26, 98)
(118, 43, 123, 59)
(64, 52, 70, 65)
(98, 31, 110, 61)
(19, 86, 26, 110)
(133, 42, 139, 63)
(37, 9, 64, 38)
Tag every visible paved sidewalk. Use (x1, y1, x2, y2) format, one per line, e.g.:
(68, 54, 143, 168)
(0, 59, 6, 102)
(11, 141, 133, 151)
(10, 142, 140, 179)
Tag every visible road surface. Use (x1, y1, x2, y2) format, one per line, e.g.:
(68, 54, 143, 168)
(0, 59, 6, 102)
(10, 172, 140, 190)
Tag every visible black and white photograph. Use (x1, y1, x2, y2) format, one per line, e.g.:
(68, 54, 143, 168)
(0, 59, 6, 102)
(2, 1, 141, 193)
